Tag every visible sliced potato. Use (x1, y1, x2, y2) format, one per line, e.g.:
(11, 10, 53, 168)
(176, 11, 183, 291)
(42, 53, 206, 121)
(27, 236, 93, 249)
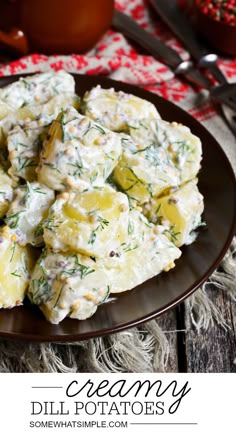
(143, 180, 204, 246)
(7, 117, 51, 182)
(0, 73, 204, 324)
(43, 185, 129, 257)
(0, 111, 36, 149)
(113, 134, 179, 204)
(0, 100, 15, 121)
(28, 249, 112, 323)
(128, 118, 202, 183)
(0, 92, 79, 150)
(0, 226, 35, 308)
(28, 211, 181, 323)
(0, 167, 15, 217)
(5, 182, 55, 246)
(0, 71, 75, 110)
(82, 85, 160, 132)
(25, 93, 80, 119)
(37, 108, 122, 191)
(104, 208, 182, 293)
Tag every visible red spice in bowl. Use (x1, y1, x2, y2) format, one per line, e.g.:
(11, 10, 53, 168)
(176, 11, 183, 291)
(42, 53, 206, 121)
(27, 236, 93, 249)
(197, 0, 236, 25)
(194, 0, 236, 55)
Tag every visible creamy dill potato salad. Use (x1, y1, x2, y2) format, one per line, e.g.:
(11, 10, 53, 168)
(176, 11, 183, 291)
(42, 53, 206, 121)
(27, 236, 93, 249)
(0, 72, 204, 324)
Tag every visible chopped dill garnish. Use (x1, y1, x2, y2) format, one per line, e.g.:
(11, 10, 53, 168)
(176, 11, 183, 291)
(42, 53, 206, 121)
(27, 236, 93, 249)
(11, 270, 21, 278)
(88, 216, 109, 245)
(83, 121, 107, 136)
(34, 223, 44, 238)
(10, 241, 16, 262)
(21, 78, 32, 90)
(97, 216, 109, 230)
(139, 121, 149, 130)
(163, 225, 180, 244)
(69, 159, 85, 177)
(62, 255, 95, 280)
(121, 242, 139, 252)
(43, 217, 63, 232)
(155, 204, 163, 225)
(43, 162, 61, 173)
(138, 214, 152, 228)
(29, 276, 54, 305)
(128, 219, 134, 235)
(33, 186, 47, 195)
(5, 211, 25, 228)
(88, 229, 97, 245)
(18, 157, 37, 171)
(53, 284, 65, 308)
(100, 285, 111, 304)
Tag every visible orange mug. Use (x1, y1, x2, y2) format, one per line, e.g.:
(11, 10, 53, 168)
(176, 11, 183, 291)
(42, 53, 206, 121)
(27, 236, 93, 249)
(0, 0, 114, 56)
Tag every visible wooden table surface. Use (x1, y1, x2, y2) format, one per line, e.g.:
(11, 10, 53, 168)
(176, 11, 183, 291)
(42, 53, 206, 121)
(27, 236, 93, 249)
(157, 287, 236, 372)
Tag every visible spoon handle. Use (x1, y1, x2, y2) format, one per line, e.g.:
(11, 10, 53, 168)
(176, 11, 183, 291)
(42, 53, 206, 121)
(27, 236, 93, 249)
(150, 0, 227, 85)
(112, 10, 211, 89)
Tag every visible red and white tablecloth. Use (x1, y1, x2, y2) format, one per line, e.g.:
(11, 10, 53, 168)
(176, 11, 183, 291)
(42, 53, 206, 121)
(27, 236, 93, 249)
(0, 0, 235, 169)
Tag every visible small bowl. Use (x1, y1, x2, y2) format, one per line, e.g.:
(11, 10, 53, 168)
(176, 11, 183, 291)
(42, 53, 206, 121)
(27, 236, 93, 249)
(194, 1, 236, 56)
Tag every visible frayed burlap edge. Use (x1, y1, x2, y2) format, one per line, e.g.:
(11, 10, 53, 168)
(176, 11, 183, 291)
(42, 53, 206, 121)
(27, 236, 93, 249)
(0, 238, 235, 373)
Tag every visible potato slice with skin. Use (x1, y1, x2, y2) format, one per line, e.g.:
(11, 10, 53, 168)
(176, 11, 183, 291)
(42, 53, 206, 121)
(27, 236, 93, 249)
(0, 167, 15, 217)
(0, 226, 34, 308)
(113, 134, 179, 204)
(142, 180, 204, 247)
(28, 210, 181, 323)
(5, 182, 55, 246)
(82, 85, 161, 132)
(37, 107, 122, 191)
(43, 186, 129, 257)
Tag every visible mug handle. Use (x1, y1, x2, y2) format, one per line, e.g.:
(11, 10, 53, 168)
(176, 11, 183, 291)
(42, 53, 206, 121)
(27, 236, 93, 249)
(0, 27, 29, 57)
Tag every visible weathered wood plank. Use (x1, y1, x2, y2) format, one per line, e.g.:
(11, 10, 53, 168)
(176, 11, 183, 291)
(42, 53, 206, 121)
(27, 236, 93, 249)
(176, 303, 187, 372)
(184, 288, 236, 372)
(156, 309, 179, 372)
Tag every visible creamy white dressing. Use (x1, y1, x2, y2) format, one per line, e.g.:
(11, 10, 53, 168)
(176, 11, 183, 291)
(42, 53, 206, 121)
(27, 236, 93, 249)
(43, 186, 129, 257)
(142, 180, 204, 247)
(0, 168, 15, 217)
(83, 85, 161, 132)
(7, 116, 51, 182)
(29, 208, 181, 323)
(5, 182, 55, 246)
(128, 118, 202, 184)
(0, 226, 33, 308)
(0, 71, 75, 110)
(37, 107, 122, 191)
(0, 72, 204, 321)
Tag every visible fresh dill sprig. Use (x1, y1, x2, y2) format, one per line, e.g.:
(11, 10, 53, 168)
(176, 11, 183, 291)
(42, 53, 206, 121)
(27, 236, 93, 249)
(163, 225, 180, 244)
(88, 216, 109, 245)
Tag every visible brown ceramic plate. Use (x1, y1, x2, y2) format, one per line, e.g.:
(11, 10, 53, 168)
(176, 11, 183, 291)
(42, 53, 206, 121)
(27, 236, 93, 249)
(0, 74, 235, 341)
